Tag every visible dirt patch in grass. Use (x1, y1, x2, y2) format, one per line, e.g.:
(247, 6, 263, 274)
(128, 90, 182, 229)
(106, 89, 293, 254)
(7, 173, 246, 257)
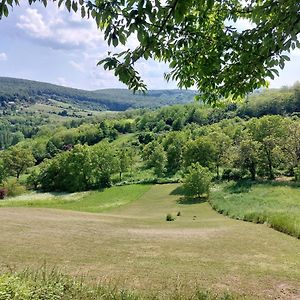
(127, 227, 227, 240)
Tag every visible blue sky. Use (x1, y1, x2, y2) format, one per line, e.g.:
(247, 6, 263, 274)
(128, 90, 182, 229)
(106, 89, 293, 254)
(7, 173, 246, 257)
(0, 2, 299, 91)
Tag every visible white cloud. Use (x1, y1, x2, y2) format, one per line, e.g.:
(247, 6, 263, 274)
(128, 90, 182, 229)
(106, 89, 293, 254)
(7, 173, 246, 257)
(69, 60, 85, 72)
(0, 52, 7, 61)
(17, 8, 51, 38)
(16, 6, 104, 50)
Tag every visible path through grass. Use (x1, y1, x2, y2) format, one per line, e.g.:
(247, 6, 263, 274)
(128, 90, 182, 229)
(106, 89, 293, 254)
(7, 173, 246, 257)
(0, 184, 300, 299)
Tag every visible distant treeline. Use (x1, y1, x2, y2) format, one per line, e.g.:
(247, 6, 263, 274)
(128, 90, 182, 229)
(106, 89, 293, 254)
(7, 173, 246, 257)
(136, 83, 300, 132)
(0, 77, 196, 111)
(0, 82, 299, 151)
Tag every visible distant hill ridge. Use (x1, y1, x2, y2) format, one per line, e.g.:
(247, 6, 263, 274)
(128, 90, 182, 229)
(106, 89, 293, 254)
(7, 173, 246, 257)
(0, 77, 196, 111)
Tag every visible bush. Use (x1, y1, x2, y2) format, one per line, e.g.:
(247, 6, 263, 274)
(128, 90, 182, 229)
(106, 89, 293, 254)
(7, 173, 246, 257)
(26, 169, 40, 189)
(183, 163, 212, 198)
(0, 188, 7, 199)
(2, 179, 27, 197)
(294, 166, 300, 182)
(166, 213, 175, 221)
(222, 168, 244, 181)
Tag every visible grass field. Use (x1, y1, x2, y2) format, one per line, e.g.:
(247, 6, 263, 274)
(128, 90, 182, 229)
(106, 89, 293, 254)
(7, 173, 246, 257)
(0, 184, 151, 213)
(210, 181, 300, 238)
(0, 184, 300, 299)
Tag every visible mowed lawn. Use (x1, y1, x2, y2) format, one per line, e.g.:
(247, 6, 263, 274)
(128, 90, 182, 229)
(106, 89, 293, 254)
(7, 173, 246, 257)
(0, 184, 300, 299)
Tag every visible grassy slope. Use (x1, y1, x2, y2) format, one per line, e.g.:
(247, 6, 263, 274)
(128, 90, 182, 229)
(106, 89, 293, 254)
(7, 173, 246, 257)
(0, 185, 151, 213)
(0, 184, 300, 298)
(210, 181, 300, 238)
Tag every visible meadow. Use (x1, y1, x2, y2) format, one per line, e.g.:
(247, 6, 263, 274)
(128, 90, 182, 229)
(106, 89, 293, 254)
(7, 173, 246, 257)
(0, 184, 300, 299)
(0, 184, 150, 213)
(210, 181, 300, 238)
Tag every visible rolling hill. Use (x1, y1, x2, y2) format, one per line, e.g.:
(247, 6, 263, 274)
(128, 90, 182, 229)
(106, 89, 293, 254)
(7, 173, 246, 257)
(0, 77, 196, 111)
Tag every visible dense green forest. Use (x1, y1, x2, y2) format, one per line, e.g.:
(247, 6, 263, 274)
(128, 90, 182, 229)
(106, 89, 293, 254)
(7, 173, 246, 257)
(0, 77, 197, 149)
(1, 82, 300, 195)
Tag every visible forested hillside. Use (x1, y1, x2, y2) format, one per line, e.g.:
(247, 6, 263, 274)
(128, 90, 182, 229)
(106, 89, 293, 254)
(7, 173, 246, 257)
(1, 83, 300, 190)
(0, 77, 196, 111)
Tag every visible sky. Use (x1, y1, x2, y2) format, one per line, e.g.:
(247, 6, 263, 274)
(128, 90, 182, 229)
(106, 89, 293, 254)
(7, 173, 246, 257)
(0, 2, 299, 91)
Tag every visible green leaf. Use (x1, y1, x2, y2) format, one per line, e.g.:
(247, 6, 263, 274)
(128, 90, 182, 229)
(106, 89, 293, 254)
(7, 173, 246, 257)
(72, 1, 78, 12)
(112, 37, 118, 47)
(207, 0, 214, 10)
(81, 6, 85, 18)
(3, 5, 9, 17)
(65, 0, 71, 12)
(281, 55, 290, 61)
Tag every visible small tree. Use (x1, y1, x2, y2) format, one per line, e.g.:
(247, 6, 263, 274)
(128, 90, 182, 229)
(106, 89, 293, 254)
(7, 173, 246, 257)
(2, 146, 35, 179)
(143, 142, 167, 177)
(117, 146, 133, 181)
(183, 163, 212, 199)
(237, 136, 260, 181)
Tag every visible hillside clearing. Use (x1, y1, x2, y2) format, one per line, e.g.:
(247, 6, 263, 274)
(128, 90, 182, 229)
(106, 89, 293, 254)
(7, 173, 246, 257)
(0, 184, 299, 299)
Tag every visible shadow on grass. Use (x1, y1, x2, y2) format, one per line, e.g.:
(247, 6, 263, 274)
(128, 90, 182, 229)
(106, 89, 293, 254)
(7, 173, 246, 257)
(225, 178, 300, 194)
(264, 179, 300, 188)
(225, 180, 253, 194)
(170, 186, 208, 205)
(169, 185, 185, 196)
(177, 196, 207, 205)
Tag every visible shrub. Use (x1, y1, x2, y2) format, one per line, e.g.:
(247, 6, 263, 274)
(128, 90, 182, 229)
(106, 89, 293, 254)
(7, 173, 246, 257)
(294, 166, 300, 182)
(3, 179, 27, 197)
(222, 168, 244, 181)
(0, 188, 7, 199)
(26, 169, 40, 189)
(166, 213, 175, 221)
(183, 163, 212, 198)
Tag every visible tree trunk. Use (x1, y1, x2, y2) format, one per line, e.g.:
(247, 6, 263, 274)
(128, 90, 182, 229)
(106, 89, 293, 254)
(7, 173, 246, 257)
(216, 164, 220, 180)
(267, 155, 274, 180)
(250, 163, 256, 181)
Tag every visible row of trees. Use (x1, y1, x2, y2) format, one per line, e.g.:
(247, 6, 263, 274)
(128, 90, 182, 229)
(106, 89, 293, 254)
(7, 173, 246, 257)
(141, 115, 300, 181)
(2, 110, 300, 194)
(26, 142, 135, 192)
(136, 84, 300, 134)
(0, 116, 300, 191)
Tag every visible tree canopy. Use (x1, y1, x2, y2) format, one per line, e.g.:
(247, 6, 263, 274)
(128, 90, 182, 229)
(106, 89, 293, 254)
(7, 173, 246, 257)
(1, 0, 299, 103)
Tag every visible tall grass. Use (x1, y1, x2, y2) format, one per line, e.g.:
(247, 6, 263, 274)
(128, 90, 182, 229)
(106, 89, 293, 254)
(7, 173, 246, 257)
(0, 269, 236, 300)
(0, 184, 151, 213)
(210, 181, 300, 239)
